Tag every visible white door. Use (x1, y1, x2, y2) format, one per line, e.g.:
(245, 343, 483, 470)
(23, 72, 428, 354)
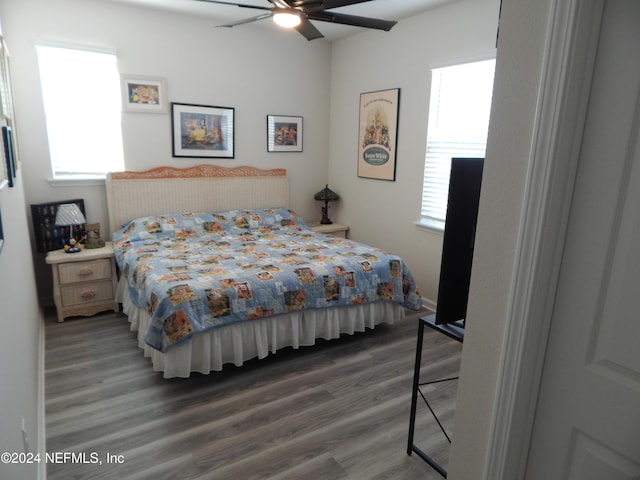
(524, 0, 640, 478)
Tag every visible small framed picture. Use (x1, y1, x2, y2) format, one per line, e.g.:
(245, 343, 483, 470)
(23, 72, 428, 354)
(267, 115, 303, 152)
(84, 222, 105, 249)
(121, 75, 167, 113)
(171, 102, 235, 158)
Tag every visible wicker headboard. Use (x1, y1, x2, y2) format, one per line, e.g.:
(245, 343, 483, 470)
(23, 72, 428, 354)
(105, 165, 289, 237)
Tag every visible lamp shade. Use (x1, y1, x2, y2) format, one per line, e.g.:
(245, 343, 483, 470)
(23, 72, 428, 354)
(313, 185, 340, 203)
(55, 203, 86, 226)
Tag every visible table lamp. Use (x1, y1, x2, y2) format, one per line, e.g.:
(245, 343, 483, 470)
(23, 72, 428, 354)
(55, 203, 86, 253)
(313, 184, 340, 225)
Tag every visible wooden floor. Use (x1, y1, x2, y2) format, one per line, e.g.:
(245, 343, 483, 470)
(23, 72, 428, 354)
(45, 308, 462, 480)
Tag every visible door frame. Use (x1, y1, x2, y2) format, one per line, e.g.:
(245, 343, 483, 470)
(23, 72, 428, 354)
(485, 1, 606, 478)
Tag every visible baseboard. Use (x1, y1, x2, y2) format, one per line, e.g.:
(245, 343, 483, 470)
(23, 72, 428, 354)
(37, 314, 46, 480)
(421, 296, 437, 312)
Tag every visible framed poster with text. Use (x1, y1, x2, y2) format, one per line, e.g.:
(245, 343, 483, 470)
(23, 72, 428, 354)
(357, 88, 400, 181)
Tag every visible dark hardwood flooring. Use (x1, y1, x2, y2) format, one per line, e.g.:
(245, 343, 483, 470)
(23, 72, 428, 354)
(45, 308, 462, 480)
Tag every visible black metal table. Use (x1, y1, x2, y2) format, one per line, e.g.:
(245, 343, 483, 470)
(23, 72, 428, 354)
(407, 314, 464, 478)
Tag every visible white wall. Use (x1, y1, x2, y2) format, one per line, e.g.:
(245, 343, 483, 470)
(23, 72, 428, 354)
(1, 0, 334, 304)
(329, 0, 500, 304)
(0, 13, 43, 478)
(448, 0, 554, 478)
(0, 1, 526, 477)
(0, 153, 42, 480)
(2, 0, 502, 305)
(1, 0, 332, 235)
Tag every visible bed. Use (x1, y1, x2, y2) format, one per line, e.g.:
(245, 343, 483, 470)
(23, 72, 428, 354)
(107, 165, 421, 378)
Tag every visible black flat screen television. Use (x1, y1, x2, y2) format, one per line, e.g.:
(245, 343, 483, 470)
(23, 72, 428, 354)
(435, 157, 484, 327)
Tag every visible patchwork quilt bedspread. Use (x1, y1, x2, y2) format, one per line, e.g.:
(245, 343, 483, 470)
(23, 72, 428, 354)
(113, 207, 421, 352)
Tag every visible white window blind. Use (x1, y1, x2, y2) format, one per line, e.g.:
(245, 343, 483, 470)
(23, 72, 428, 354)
(36, 45, 124, 179)
(420, 59, 495, 229)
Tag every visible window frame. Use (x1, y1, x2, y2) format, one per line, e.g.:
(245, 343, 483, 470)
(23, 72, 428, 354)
(36, 43, 125, 182)
(418, 58, 496, 233)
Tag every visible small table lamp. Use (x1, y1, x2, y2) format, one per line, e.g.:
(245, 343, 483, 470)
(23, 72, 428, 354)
(55, 203, 86, 253)
(313, 184, 340, 225)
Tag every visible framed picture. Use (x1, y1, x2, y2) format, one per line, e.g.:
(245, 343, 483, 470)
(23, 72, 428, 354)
(84, 222, 105, 249)
(267, 115, 303, 152)
(0, 126, 6, 188)
(171, 103, 235, 158)
(2, 126, 15, 187)
(0, 38, 14, 121)
(357, 88, 400, 181)
(0, 205, 4, 253)
(121, 75, 167, 113)
(30, 199, 85, 253)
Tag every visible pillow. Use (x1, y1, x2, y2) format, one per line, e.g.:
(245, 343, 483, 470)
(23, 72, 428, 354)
(113, 208, 308, 243)
(114, 211, 234, 242)
(227, 207, 308, 230)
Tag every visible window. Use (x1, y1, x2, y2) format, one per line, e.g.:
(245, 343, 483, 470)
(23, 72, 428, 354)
(420, 59, 495, 231)
(36, 45, 124, 180)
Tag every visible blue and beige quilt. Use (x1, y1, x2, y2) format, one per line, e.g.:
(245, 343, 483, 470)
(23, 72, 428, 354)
(113, 208, 421, 352)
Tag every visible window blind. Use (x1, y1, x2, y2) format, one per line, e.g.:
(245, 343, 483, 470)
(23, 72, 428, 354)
(36, 45, 124, 179)
(421, 59, 495, 228)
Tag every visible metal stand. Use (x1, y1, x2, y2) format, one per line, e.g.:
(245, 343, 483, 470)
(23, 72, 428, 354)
(407, 314, 464, 478)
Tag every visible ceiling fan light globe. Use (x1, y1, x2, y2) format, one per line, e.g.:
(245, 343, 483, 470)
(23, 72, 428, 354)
(273, 11, 301, 28)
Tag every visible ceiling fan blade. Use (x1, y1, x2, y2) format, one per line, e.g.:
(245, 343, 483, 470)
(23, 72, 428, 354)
(218, 12, 273, 27)
(295, 16, 325, 40)
(268, 0, 295, 7)
(307, 11, 397, 31)
(195, 0, 395, 39)
(322, 0, 374, 8)
(194, 0, 272, 11)
(291, 0, 373, 9)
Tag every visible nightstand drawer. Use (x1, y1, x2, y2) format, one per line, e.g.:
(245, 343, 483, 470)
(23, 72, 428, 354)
(46, 242, 119, 322)
(58, 259, 112, 284)
(309, 222, 349, 238)
(60, 280, 114, 307)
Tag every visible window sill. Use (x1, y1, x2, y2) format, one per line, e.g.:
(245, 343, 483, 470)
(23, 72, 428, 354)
(48, 177, 105, 187)
(414, 218, 444, 235)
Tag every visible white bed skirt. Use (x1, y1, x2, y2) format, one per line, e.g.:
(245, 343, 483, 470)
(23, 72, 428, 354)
(116, 277, 405, 378)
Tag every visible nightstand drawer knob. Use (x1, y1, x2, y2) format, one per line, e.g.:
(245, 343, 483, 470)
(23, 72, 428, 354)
(78, 268, 94, 276)
(81, 290, 97, 299)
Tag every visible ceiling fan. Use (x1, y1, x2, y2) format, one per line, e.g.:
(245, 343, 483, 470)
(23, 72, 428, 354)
(194, 0, 398, 41)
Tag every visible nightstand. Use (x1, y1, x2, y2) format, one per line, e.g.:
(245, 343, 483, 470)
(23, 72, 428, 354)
(308, 222, 350, 238)
(46, 242, 118, 322)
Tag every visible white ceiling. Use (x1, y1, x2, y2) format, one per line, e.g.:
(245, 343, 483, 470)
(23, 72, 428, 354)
(102, 0, 458, 41)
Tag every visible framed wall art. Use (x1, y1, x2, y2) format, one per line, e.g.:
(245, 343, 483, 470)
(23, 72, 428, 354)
(0, 127, 6, 188)
(121, 75, 167, 113)
(2, 126, 15, 187)
(267, 115, 303, 152)
(171, 103, 235, 158)
(0, 36, 20, 186)
(0, 204, 4, 253)
(30, 199, 86, 252)
(0, 37, 14, 121)
(357, 88, 400, 181)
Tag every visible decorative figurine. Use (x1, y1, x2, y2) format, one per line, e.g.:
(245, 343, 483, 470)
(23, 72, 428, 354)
(64, 237, 81, 253)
